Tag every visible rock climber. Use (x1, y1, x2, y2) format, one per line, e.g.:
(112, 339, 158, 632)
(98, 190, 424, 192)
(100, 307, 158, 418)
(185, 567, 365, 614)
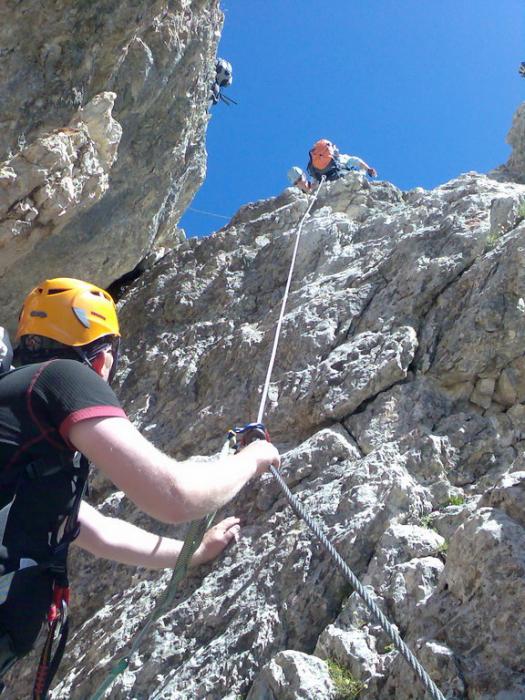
(210, 57, 236, 106)
(0, 278, 280, 693)
(288, 139, 377, 193)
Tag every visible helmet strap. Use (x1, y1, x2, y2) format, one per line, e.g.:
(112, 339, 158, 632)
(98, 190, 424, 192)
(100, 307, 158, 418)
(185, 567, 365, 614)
(90, 351, 106, 376)
(76, 336, 120, 384)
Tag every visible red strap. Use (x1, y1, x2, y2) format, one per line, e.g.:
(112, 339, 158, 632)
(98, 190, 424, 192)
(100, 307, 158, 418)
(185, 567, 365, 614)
(33, 660, 51, 697)
(48, 585, 69, 623)
(34, 586, 71, 699)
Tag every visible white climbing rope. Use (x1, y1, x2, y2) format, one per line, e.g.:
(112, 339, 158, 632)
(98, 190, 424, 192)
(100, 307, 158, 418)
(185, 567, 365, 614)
(257, 179, 325, 423)
(253, 176, 446, 700)
(90, 174, 447, 700)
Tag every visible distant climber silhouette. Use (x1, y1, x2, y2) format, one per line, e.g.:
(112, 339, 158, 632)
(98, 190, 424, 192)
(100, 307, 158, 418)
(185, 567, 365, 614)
(210, 58, 237, 107)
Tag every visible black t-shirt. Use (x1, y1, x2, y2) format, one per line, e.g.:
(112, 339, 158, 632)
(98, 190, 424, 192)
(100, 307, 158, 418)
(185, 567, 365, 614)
(0, 359, 127, 653)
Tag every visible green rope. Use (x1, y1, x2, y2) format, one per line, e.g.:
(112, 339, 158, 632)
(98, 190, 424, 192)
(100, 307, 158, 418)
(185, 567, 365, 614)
(88, 658, 128, 700)
(89, 515, 214, 700)
(88, 440, 230, 699)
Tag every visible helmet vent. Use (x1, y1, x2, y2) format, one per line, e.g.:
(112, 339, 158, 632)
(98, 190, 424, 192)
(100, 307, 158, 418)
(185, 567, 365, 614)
(18, 278, 119, 346)
(72, 306, 91, 328)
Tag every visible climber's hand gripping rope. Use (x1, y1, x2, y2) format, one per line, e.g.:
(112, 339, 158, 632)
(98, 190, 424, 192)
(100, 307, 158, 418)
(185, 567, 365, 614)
(227, 422, 270, 453)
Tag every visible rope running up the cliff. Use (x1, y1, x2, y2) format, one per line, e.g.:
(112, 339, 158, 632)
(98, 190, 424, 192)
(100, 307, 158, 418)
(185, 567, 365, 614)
(87, 187, 322, 699)
(188, 206, 231, 220)
(90, 177, 446, 700)
(256, 176, 447, 700)
(257, 179, 325, 423)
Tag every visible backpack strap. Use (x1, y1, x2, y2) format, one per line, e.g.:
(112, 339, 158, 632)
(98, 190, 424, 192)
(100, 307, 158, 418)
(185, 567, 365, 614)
(53, 454, 89, 550)
(0, 366, 89, 695)
(307, 155, 346, 181)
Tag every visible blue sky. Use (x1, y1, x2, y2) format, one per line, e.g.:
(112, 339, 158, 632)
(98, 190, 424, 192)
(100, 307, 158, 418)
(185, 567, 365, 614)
(180, 1, 524, 238)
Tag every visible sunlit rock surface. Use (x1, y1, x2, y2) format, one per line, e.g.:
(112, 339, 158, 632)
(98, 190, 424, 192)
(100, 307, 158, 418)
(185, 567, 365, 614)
(6, 164, 525, 699)
(0, 92, 121, 277)
(2, 16, 525, 699)
(489, 101, 525, 184)
(0, 0, 221, 329)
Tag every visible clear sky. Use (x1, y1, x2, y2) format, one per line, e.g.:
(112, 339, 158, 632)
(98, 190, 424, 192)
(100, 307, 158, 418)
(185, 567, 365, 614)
(179, 1, 524, 238)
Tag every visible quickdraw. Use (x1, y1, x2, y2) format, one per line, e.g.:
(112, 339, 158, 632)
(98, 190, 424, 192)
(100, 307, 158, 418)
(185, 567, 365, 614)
(227, 422, 270, 452)
(33, 584, 70, 700)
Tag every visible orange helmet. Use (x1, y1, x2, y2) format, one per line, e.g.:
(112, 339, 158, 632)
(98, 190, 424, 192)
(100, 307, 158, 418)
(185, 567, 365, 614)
(16, 278, 120, 347)
(309, 139, 337, 170)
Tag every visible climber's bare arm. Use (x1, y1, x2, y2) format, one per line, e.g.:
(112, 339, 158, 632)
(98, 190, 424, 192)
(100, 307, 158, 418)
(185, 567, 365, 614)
(68, 417, 280, 524)
(74, 501, 240, 568)
(295, 176, 314, 193)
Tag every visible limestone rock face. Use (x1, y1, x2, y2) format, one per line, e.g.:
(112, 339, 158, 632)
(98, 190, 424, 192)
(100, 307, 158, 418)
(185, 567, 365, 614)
(0, 92, 121, 277)
(246, 651, 336, 700)
(0, 0, 221, 330)
(3, 93, 525, 696)
(489, 101, 525, 183)
(3, 167, 521, 700)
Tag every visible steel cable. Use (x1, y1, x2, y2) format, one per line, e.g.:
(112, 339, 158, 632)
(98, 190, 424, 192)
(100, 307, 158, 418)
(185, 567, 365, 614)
(269, 466, 446, 700)
(255, 175, 446, 700)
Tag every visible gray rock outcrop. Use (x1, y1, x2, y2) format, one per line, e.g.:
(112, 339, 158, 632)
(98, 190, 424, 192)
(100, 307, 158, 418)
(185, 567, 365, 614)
(246, 651, 336, 700)
(0, 0, 222, 329)
(5, 165, 524, 699)
(0, 92, 121, 277)
(1, 8, 525, 697)
(489, 101, 525, 184)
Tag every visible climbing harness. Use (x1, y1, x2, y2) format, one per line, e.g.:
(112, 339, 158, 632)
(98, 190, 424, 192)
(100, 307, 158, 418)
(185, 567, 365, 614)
(243, 174, 446, 700)
(88, 442, 229, 700)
